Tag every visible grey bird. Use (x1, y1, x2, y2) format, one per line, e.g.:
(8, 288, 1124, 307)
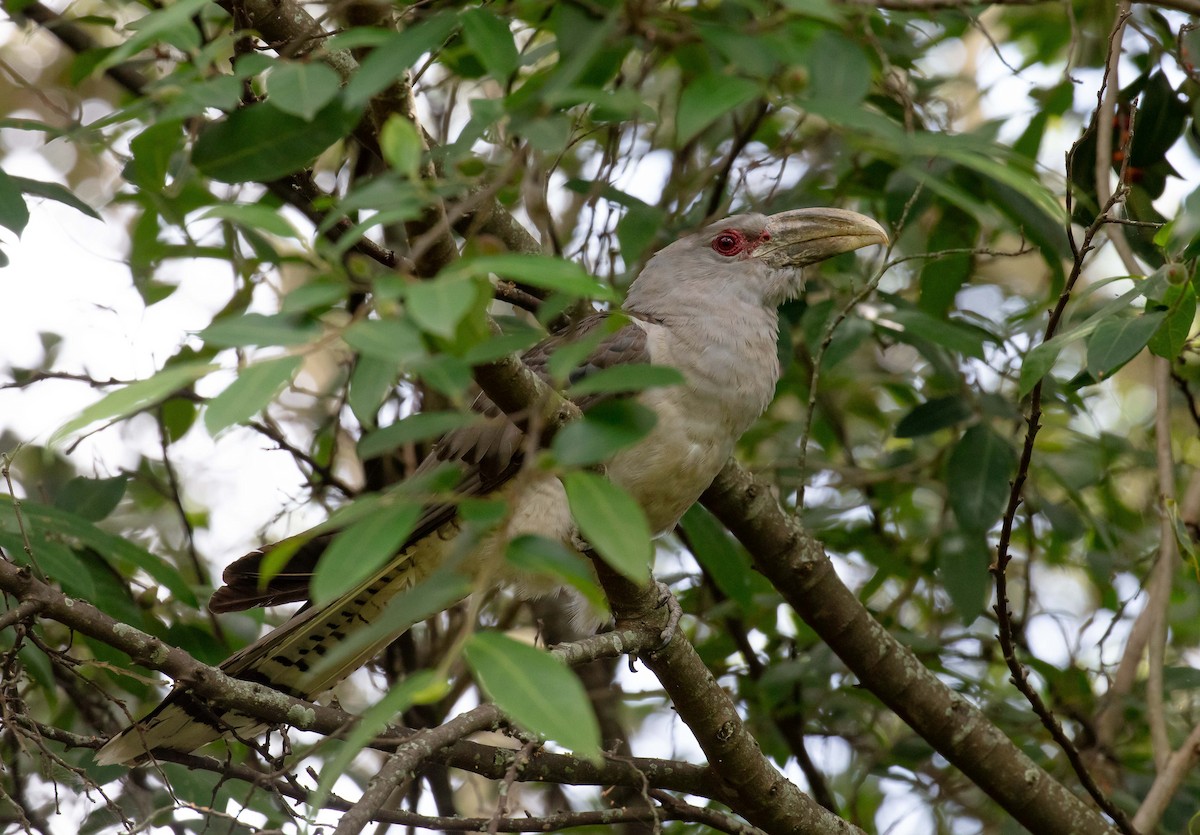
(96, 207, 887, 765)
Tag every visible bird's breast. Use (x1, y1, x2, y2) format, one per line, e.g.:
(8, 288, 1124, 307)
(604, 317, 780, 533)
(607, 383, 769, 534)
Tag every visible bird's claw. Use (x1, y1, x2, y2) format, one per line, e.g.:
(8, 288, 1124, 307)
(651, 580, 682, 654)
(625, 582, 682, 672)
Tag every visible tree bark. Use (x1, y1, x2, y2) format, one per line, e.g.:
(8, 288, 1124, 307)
(701, 461, 1123, 835)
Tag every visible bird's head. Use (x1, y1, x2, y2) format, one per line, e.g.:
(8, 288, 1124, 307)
(624, 208, 888, 315)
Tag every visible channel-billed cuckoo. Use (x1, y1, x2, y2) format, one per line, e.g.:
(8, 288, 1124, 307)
(97, 207, 887, 765)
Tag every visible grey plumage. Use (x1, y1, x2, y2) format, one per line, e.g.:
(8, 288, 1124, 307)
(96, 208, 887, 765)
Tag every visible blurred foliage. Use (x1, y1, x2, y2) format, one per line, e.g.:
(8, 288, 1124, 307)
(2, 0, 1200, 832)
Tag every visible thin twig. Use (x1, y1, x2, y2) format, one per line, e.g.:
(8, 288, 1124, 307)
(155, 411, 205, 583)
(13, 718, 727, 834)
(796, 251, 891, 504)
(1, 455, 42, 579)
(0, 599, 44, 632)
(1147, 357, 1176, 771)
(247, 420, 357, 497)
(1133, 721, 1200, 831)
(648, 789, 766, 835)
(487, 739, 536, 835)
(987, 13, 1141, 828)
(332, 704, 504, 835)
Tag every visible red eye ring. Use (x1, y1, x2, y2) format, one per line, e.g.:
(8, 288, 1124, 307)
(712, 232, 743, 256)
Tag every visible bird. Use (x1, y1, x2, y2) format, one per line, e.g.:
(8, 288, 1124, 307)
(96, 207, 887, 765)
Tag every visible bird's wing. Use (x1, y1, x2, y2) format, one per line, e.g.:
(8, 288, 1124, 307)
(207, 311, 650, 614)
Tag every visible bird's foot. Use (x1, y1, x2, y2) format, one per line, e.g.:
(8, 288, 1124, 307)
(650, 580, 682, 655)
(625, 582, 682, 672)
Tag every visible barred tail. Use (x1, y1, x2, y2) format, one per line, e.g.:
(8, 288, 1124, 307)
(96, 525, 462, 765)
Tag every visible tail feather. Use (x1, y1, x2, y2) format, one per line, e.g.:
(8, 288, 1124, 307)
(208, 536, 330, 613)
(96, 521, 464, 765)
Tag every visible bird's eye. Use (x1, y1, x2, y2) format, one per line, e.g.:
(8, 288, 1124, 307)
(712, 232, 743, 256)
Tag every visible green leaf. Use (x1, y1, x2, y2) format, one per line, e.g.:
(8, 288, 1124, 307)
(204, 355, 303, 435)
(947, 425, 1016, 533)
(0, 532, 95, 602)
(160, 75, 243, 120)
(406, 276, 479, 339)
(552, 401, 656, 467)
(1019, 340, 1062, 397)
(1020, 274, 1165, 396)
(0, 496, 197, 607)
(617, 203, 665, 263)
(358, 411, 478, 460)
(518, 114, 572, 153)
(343, 318, 426, 362)
(310, 500, 424, 606)
(16, 643, 56, 697)
(380, 115, 424, 179)
(54, 476, 128, 521)
(562, 471, 651, 583)
(9, 176, 100, 220)
(935, 145, 1064, 229)
(1085, 311, 1167, 380)
(268, 62, 342, 121)
(464, 633, 601, 758)
(461, 327, 543, 365)
(566, 364, 684, 398)
(94, 0, 212, 73)
(1129, 72, 1188, 168)
(439, 254, 616, 302)
(807, 30, 872, 105)
(0, 169, 30, 237)
(505, 535, 608, 613)
(343, 13, 460, 107)
(192, 100, 359, 183)
(676, 73, 760, 145)
(1159, 190, 1200, 259)
(937, 530, 991, 624)
(128, 120, 183, 191)
(197, 204, 300, 238)
(1163, 666, 1200, 691)
(1148, 284, 1196, 359)
(349, 354, 399, 426)
(679, 505, 758, 611)
(779, 0, 844, 24)
(883, 309, 989, 359)
(199, 313, 321, 348)
(51, 362, 216, 444)
(161, 397, 197, 442)
(894, 396, 974, 438)
(461, 8, 519, 80)
(413, 354, 472, 398)
(281, 281, 347, 315)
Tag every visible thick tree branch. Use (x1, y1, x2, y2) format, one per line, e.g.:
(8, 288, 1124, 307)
(0, 560, 725, 798)
(700, 461, 1123, 835)
(333, 704, 504, 835)
(591, 563, 864, 835)
(15, 718, 741, 833)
